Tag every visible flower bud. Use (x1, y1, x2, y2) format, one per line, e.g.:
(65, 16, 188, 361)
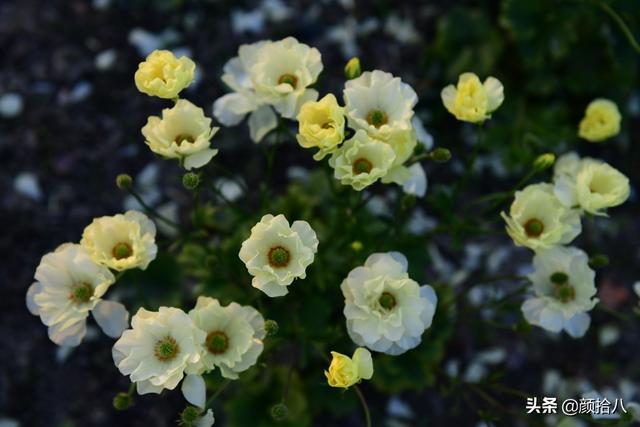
(179, 406, 202, 426)
(264, 319, 279, 336)
(430, 148, 451, 163)
(270, 403, 289, 421)
(182, 172, 200, 190)
(112, 392, 133, 410)
(589, 254, 609, 268)
(350, 241, 363, 252)
(116, 174, 133, 190)
(344, 57, 361, 80)
(533, 153, 556, 172)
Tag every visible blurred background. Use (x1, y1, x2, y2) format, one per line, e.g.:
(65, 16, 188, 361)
(1, 0, 639, 426)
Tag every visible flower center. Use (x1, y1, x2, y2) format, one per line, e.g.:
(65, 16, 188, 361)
(69, 282, 93, 304)
(277, 73, 298, 89)
(554, 283, 576, 304)
(321, 121, 333, 129)
(206, 331, 229, 355)
(154, 336, 180, 362)
(378, 292, 397, 311)
(523, 218, 544, 237)
(268, 246, 291, 268)
(366, 109, 388, 128)
(352, 158, 373, 175)
(112, 242, 133, 260)
(174, 134, 195, 146)
(550, 272, 569, 285)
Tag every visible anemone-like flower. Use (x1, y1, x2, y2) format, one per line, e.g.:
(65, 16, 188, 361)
(239, 214, 318, 297)
(141, 99, 219, 170)
(296, 94, 345, 160)
(341, 252, 437, 355)
(578, 98, 621, 142)
(522, 246, 598, 338)
(81, 210, 157, 271)
(134, 50, 196, 99)
(441, 72, 503, 123)
(26, 243, 128, 346)
(112, 307, 205, 395)
(325, 347, 373, 388)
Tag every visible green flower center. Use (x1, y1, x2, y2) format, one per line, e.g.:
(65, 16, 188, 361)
(112, 242, 133, 260)
(69, 282, 93, 304)
(206, 331, 229, 355)
(554, 283, 576, 304)
(378, 292, 397, 311)
(524, 218, 544, 237)
(352, 158, 373, 175)
(550, 272, 569, 285)
(366, 109, 388, 128)
(174, 134, 195, 146)
(268, 246, 291, 268)
(277, 73, 298, 89)
(154, 336, 180, 362)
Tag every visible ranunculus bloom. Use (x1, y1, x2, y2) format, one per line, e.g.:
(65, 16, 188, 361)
(325, 347, 373, 388)
(441, 72, 503, 123)
(578, 99, 621, 142)
(134, 50, 196, 99)
(296, 94, 345, 160)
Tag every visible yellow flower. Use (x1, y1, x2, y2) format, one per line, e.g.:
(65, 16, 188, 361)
(296, 94, 345, 160)
(441, 72, 504, 123)
(575, 160, 629, 215)
(578, 99, 621, 142)
(325, 348, 373, 388)
(134, 50, 195, 99)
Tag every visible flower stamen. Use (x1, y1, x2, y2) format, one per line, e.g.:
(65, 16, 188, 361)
(268, 246, 291, 268)
(366, 109, 388, 128)
(69, 282, 93, 304)
(206, 331, 229, 355)
(352, 158, 373, 175)
(523, 218, 544, 237)
(154, 336, 180, 362)
(277, 73, 298, 89)
(378, 292, 397, 311)
(112, 242, 133, 260)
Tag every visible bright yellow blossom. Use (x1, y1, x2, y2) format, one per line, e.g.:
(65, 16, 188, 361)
(296, 94, 345, 160)
(441, 72, 504, 123)
(578, 99, 621, 142)
(134, 50, 195, 99)
(325, 347, 373, 388)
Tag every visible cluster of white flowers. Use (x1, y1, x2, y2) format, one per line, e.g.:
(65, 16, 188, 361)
(502, 151, 629, 337)
(27, 210, 157, 346)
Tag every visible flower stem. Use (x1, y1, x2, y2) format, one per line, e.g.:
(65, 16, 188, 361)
(353, 385, 372, 427)
(595, 0, 640, 54)
(205, 379, 232, 409)
(125, 187, 181, 230)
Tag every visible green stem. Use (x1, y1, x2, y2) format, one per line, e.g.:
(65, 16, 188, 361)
(595, 0, 640, 54)
(127, 382, 136, 395)
(125, 187, 181, 230)
(353, 385, 372, 427)
(205, 379, 232, 409)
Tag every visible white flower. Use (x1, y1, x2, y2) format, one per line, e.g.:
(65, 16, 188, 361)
(213, 37, 322, 142)
(188, 296, 265, 379)
(343, 70, 417, 142)
(501, 183, 582, 251)
(26, 243, 128, 346)
(239, 214, 318, 297)
(197, 409, 215, 427)
(141, 99, 219, 170)
(522, 246, 598, 338)
(341, 252, 437, 355)
(112, 307, 205, 395)
(81, 210, 157, 271)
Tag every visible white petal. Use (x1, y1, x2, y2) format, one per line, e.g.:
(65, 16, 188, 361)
(26, 282, 42, 315)
(564, 312, 591, 338)
(184, 148, 218, 170)
(483, 77, 504, 113)
(181, 374, 206, 408)
(137, 380, 165, 395)
(411, 116, 433, 150)
(248, 105, 278, 143)
(49, 320, 87, 347)
(92, 300, 129, 339)
(196, 409, 215, 427)
(213, 92, 255, 126)
(553, 175, 577, 208)
(352, 348, 373, 380)
(440, 85, 457, 113)
(402, 163, 427, 197)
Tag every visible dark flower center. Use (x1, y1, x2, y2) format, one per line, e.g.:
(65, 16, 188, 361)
(206, 331, 229, 355)
(352, 158, 373, 175)
(524, 218, 544, 237)
(378, 292, 397, 311)
(154, 336, 180, 362)
(277, 73, 298, 89)
(69, 282, 93, 304)
(268, 246, 291, 268)
(112, 242, 133, 260)
(366, 109, 388, 128)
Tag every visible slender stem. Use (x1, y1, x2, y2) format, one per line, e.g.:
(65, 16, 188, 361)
(205, 379, 232, 409)
(596, 1, 640, 54)
(353, 385, 372, 427)
(127, 382, 136, 395)
(125, 187, 181, 230)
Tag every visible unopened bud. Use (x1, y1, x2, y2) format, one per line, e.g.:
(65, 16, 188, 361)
(350, 241, 363, 252)
(179, 406, 201, 426)
(344, 57, 361, 80)
(182, 172, 200, 190)
(116, 174, 132, 190)
(430, 148, 451, 163)
(264, 320, 279, 336)
(533, 153, 556, 172)
(112, 392, 133, 410)
(270, 403, 289, 421)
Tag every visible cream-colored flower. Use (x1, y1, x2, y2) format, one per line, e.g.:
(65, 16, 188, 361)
(441, 72, 504, 123)
(81, 210, 157, 271)
(26, 243, 128, 346)
(578, 99, 621, 142)
(296, 94, 345, 160)
(341, 252, 437, 355)
(188, 296, 265, 379)
(213, 37, 322, 142)
(134, 50, 196, 99)
(141, 99, 219, 170)
(522, 246, 597, 338)
(112, 307, 205, 395)
(239, 214, 318, 297)
(325, 347, 373, 388)
(343, 70, 417, 141)
(575, 160, 630, 215)
(328, 130, 396, 191)
(501, 183, 581, 251)
(377, 128, 427, 197)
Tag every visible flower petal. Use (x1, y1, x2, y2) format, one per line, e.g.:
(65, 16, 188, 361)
(184, 148, 218, 170)
(92, 300, 130, 339)
(213, 92, 256, 126)
(181, 374, 206, 408)
(248, 105, 278, 143)
(402, 163, 427, 197)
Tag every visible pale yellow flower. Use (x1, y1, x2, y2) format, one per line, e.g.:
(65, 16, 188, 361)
(575, 160, 630, 215)
(441, 72, 503, 123)
(296, 94, 345, 160)
(134, 50, 195, 99)
(325, 347, 373, 388)
(578, 99, 621, 142)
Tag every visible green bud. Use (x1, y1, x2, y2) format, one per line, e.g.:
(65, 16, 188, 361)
(430, 148, 451, 163)
(179, 406, 202, 426)
(112, 392, 133, 410)
(350, 241, 363, 252)
(182, 172, 200, 190)
(344, 57, 361, 80)
(589, 254, 609, 268)
(270, 403, 289, 421)
(116, 174, 133, 190)
(533, 153, 556, 172)
(264, 319, 279, 336)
